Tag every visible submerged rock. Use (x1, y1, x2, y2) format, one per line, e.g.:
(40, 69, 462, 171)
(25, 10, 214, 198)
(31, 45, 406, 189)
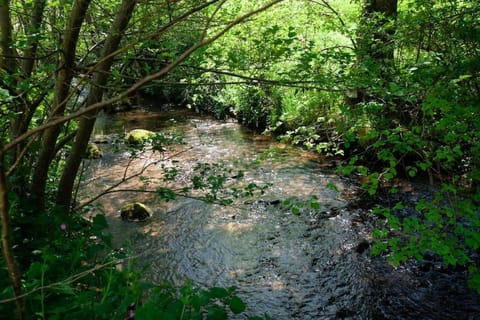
(120, 202, 152, 221)
(85, 143, 103, 159)
(125, 129, 156, 146)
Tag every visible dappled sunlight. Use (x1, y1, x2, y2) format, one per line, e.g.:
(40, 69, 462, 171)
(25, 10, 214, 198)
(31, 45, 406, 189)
(82, 111, 363, 318)
(82, 109, 478, 319)
(217, 221, 255, 233)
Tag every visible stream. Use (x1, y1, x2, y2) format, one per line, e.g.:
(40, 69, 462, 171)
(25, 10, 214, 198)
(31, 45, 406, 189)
(81, 105, 480, 319)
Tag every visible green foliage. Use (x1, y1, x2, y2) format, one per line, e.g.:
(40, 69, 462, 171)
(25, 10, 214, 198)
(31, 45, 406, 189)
(223, 85, 279, 130)
(279, 122, 344, 157)
(134, 283, 253, 320)
(2, 1, 480, 319)
(333, 0, 480, 294)
(276, 89, 340, 130)
(188, 0, 357, 138)
(0, 200, 137, 319)
(189, 162, 268, 204)
(282, 195, 322, 215)
(0, 195, 262, 319)
(371, 187, 480, 293)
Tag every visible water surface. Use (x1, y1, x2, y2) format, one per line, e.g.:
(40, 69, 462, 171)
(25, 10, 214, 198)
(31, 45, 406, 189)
(81, 107, 480, 319)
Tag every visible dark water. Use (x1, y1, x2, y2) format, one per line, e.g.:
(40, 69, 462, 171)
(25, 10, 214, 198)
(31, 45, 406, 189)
(81, 107, 480, 319)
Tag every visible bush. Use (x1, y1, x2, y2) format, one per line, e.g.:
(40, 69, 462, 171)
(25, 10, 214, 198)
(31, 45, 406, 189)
(0, 207, 262, 319)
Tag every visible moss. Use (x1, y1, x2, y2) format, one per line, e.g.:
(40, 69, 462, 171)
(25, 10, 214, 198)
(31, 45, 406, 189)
(125, 129, 156, 146)
(120, 202, 152, 221)
(85, 143, 103, 159)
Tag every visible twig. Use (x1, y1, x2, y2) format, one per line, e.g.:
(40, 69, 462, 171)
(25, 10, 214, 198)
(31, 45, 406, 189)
(6, 133, 39, 177)
(76, 146, 193, 210)
(0, 248, 166, 305)
(3, 0, 286, 154)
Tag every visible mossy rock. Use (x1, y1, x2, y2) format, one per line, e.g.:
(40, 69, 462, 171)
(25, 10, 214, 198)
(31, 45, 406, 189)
(120, 202, 152, 222)
(125, 129, 156, 146)
(85, 143, 103, 159)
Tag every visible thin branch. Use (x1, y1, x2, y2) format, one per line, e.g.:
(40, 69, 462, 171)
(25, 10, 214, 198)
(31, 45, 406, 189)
(177, 64, 346, 90)
(54, 130, 78, 156)
(47, 0, 224, 121)
(200, 0, 228, 40)
(3, 0, 285, 154)
(307, 0, 357, 50)
(0, 248, 166, 305)
(150, 80, 342, 91)
(76, 146, 194, 210)
(6, 133, 40, 177)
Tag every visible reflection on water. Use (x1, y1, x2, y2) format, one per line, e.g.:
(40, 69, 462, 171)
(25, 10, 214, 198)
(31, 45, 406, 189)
(82, 107, 480, 319)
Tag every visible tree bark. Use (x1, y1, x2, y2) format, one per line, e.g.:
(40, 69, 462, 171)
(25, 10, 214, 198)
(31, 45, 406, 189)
(3, 0, 284, 156)
(347, 0, 397, 105)
(360, 0, 398, 63)
(21, 0, 47, 76)
(30, 0, 91, 208)
(0, 0, 16, 72)
(0, 152, 24, 320)
(56, 0, 137, 209)
(8, 0, 48, 188)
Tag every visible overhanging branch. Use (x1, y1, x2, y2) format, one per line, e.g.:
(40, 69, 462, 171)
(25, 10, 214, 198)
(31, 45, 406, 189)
(3, 0, 285, 153)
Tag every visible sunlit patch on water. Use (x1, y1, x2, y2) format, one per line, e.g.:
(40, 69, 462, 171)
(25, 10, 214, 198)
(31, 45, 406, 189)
(216, 221, 254, 233)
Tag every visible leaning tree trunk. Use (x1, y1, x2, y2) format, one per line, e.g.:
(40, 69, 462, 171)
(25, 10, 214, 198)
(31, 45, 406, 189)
(12, 0, 48, 139)
(56, 0, 137, 209)
(8, 0, 48, 194)
(0, 3, 24, 317)
(0, 152, 24, 320)
(30, 0, 91, 209)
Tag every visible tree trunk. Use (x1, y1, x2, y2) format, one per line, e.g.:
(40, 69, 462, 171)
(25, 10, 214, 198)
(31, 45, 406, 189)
(14, 0, 47, 137)
(30, 0, 91, 208)
(347, 0, 397, 105)
(8, 0, 48, 190)
(359, 0, 398, 63)
(21, 0, 47, 76)
(56, 0, 137, 209)
(0, 0, 16, 72)
(0, 152, 24, 320)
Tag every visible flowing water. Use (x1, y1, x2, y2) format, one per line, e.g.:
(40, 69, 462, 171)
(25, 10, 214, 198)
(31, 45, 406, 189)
(81, 106, 480, 319)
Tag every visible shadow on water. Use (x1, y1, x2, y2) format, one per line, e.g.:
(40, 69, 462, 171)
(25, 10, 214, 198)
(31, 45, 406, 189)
(81, 106, 480, 319)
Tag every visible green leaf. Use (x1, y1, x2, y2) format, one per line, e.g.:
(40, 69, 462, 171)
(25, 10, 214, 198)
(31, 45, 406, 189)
(136, 302, 166, 319)
(165, 300, 184, 317)
(92, 214, 108, 230)
(191, 291, 211, 311)
(209, 287, 229, 299)
(310, 202, 320, 210)
(229, 296, 246, 314)
(292, 206, 300, 215)
(53, 283, 75, 295)
(370, 242, 388, 255)
(452, 74, 472, 83)
(407, 166, 417, 177)
(468, 267, 480, 294)
(207, 305, 227, 320)
(156, 187, 176, 201)
(326, 182, 339, 191)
